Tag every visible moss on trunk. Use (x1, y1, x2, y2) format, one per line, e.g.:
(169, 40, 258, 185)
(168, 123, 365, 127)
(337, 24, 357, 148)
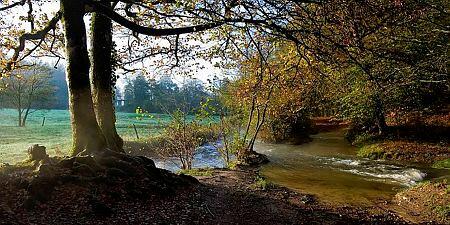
(90, 5, 124, 152)
(61, 0, 106, 155)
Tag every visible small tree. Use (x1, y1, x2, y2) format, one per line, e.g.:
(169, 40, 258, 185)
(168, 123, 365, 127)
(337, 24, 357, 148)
(160, 110, 215, 170)
(213, 113, 244, 168)
(0, 64, 55, 127)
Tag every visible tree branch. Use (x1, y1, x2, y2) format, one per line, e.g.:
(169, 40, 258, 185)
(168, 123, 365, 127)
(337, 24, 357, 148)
(2, 11, 62, 74)
(0, 0, 26, 11)
(86, 0, 224, 36)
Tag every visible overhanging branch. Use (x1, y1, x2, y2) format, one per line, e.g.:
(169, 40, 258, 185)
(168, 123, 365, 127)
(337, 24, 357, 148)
(3, 11, 62, 74)
(0, 0, 26, 11)
(86, 0, 224, 36)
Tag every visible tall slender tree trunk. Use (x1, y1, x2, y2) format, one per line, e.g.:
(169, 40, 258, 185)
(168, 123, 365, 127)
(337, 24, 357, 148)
(18, 109, 23, 127)
(90, 7, 124, 152)
(22, 107, 30, 127)
(374, 93, 387, 135)
(61, 0, 106, 156)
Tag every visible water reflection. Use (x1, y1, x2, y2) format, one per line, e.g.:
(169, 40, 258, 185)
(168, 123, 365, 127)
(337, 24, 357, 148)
(155, 143, 226, 172)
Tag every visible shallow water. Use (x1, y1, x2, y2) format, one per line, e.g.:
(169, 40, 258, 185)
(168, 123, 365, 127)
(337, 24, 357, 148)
(257, 130, 447, 205)
(155, 143, 226, 172)
(154, 130, 447, 206)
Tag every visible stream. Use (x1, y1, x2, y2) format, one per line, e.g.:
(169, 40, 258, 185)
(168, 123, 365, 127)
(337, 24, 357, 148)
(257, 130, 448, 205)
(155, 130, 448, 206)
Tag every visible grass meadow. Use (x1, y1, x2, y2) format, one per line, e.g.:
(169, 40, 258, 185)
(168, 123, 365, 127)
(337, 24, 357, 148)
(0, 109, 172, 164)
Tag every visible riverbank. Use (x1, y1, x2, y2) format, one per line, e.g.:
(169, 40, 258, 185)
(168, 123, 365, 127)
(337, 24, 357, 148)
(1, 126, 446, 224)
(195, 168, 408, 224)
(350, 113, 450, 167)
(391, 179, 449, 224)
(0, 162, 408, 225)
(357, 141, 450, 166)
(346, 116, 450, 223)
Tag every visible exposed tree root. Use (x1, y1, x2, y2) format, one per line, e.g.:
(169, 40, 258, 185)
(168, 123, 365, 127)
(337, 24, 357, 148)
(21, 147, 198, 210)
(237, 151, 269, 167)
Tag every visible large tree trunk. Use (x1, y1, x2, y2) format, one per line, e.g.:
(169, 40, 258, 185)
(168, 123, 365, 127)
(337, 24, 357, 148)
(90, 7, 124, 152)
(61, 0, 106, 156)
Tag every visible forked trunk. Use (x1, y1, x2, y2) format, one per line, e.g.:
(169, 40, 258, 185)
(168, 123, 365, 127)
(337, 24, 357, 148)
(22, 107, 31, 127)
(61, 0, 106, 155)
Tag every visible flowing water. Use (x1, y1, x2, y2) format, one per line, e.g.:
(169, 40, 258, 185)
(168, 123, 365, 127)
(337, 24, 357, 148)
(155, 130, 447, 206)
(257, 130, 448, 205)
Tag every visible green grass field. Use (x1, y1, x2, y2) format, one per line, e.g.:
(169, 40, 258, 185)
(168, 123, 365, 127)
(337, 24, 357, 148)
(0, 109, 173, 164)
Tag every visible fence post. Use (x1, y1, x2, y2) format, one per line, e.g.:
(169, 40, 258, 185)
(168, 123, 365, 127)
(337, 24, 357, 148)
(133, 124, 140, 139)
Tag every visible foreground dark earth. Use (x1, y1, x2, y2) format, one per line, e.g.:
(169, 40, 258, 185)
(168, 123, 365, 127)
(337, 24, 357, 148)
(0, 163, 412, 225)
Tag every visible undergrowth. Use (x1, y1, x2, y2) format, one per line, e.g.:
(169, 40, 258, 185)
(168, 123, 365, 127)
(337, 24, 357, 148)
(178, 168, 213, 177)
(432, 159, 450, 169)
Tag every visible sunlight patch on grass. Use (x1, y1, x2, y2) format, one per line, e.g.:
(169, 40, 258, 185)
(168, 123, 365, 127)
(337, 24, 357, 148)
(433, 159, 450, 169)
(357, 144, 385, 159)
(0, 109, 169, 164)
(178, 168, 213, 177)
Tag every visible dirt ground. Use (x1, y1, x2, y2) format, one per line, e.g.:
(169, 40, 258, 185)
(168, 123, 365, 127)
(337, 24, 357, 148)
(391, 180, 449, 224)
(0, 165, 412, 225)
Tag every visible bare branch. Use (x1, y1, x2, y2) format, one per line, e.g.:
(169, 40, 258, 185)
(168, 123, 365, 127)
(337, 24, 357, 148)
(0, 0, 26, 11)
(2, 11, 62, 75)
(87, 0, 224, 36)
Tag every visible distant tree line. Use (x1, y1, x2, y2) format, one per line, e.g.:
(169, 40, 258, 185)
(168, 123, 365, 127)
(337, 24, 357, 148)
(118, 74, 217, 114)
(51, 67, 69, 110)
(1, 63, 217, 117)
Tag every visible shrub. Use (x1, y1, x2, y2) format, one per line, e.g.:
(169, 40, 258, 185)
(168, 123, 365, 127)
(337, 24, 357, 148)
(211, 114, 244, 168)
(156, 110, 217, 170)
(260, 110, 312, 143)
(251, 175, 274, 190)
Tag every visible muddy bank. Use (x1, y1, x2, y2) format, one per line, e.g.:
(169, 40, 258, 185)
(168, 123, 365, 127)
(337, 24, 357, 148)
(196, 168, 407, 224)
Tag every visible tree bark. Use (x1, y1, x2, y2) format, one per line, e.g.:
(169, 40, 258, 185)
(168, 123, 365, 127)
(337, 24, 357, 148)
(90, 6, 124, 152)
(374, 93, 387, 135)
(22, 107, 30, 127)
(18, 109, 23, 127)
(61, 0, 106, 155)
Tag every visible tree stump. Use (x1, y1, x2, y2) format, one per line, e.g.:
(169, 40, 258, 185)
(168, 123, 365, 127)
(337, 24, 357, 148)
(27, 144, 48, 161)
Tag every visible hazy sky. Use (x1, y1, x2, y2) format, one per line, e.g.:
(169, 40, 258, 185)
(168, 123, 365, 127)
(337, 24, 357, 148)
(1, 1, 228, 88)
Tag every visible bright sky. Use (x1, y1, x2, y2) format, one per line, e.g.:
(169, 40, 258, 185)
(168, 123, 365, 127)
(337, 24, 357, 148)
(1, 1, 229, 89)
